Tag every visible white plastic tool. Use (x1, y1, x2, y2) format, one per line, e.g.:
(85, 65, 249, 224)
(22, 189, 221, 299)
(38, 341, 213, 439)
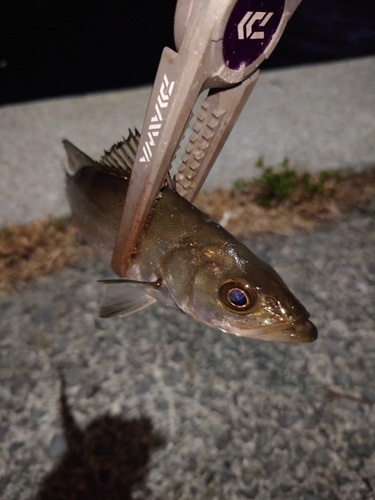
(112, 0, 302, 276)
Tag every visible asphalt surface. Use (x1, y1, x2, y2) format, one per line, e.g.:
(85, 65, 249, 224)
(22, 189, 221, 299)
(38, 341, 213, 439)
(1, 210, 375, 499)
(1, 57, 375, 499)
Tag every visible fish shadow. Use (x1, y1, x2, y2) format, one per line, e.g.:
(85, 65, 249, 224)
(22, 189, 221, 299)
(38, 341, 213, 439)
(37, 374, 163, 500)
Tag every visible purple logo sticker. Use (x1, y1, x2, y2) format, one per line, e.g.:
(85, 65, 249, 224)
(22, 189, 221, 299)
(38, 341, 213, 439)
(223, 0, 285, 70)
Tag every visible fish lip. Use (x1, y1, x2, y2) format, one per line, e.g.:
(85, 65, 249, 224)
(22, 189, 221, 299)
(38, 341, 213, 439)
(230, 314, 318, 343)
(279, 316, 318, 343)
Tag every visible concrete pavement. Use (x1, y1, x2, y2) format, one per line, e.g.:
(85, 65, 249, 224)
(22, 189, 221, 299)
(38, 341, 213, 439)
(0, 56, 374, 226)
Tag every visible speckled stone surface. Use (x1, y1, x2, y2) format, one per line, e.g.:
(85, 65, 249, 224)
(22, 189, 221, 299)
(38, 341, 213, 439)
(1, 57, 374, 226)
(1, 211, 374, 499)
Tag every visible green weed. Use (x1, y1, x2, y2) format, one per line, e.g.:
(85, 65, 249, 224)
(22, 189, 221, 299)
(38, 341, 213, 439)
(254, 158, 297, 206)
(233, 159, 331, 207)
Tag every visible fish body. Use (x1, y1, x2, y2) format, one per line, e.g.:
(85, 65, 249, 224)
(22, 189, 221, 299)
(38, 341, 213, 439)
(64, 131, 317, 344)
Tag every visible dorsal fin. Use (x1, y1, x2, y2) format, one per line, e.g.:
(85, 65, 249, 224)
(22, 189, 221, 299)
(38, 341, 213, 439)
(100, 128, 140, 173)
(63, 139, 97, 175)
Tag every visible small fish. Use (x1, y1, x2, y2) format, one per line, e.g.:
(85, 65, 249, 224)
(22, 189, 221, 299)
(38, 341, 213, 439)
(64, 130, 317, 344)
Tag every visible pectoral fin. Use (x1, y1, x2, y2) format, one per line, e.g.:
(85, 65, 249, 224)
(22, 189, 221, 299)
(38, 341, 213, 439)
(98, 279, 160, 318)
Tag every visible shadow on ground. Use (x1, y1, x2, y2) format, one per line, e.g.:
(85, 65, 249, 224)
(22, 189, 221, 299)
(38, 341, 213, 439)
(37, 374, 163, 500)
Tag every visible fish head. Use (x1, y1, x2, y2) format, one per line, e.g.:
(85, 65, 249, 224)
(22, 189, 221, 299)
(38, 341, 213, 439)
(161, 238, 317, 344)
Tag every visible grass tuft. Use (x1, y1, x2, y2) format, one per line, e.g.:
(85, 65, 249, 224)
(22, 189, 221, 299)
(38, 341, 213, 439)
(233, 158, 335, 207)
(0, 216, 92, 293)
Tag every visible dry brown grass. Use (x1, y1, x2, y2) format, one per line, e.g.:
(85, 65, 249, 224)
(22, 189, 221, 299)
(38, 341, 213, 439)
(0, 217, 92, 293)
(1, 168, 374, 292)
(195, 168, 375, 236)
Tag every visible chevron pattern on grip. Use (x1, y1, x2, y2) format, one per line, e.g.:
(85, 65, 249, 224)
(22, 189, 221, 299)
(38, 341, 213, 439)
(140, 75, 175, 163)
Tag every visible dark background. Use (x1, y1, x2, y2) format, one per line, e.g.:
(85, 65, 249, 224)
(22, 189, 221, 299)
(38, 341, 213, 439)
(1, 0, 374, 105)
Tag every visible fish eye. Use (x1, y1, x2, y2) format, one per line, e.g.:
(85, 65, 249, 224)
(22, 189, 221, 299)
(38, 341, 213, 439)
(219, 280, 256, 314)
(228, 288, 247, 306)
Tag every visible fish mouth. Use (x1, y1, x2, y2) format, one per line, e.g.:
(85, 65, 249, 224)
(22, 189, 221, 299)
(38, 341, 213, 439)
(277, 318, 318, 344)
(232, 316, 318, 344)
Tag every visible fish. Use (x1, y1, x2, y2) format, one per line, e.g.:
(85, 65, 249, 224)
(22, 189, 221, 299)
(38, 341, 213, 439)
(64, 130, 317, 344)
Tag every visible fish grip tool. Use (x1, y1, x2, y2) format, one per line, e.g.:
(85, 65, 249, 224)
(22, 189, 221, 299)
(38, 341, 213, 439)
(112, 0, 302, 277)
